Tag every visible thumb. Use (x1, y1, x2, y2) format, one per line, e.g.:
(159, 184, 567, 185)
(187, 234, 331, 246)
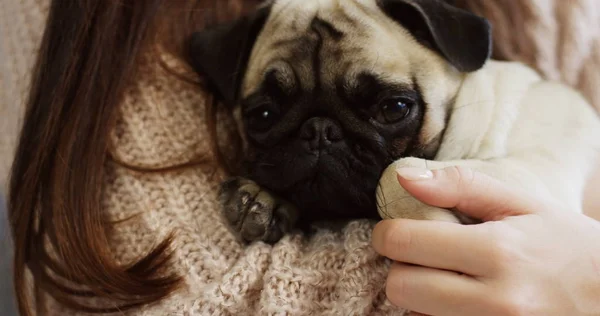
(395, 166, 542, 221)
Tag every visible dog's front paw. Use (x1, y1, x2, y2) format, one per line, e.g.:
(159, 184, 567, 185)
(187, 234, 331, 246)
(377, 157, 464, 223)
(220, 178, 298, 244)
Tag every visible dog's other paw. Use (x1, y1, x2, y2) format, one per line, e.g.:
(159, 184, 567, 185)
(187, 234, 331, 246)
(377, 157, 464, 223)
(219, 178, 298, 244)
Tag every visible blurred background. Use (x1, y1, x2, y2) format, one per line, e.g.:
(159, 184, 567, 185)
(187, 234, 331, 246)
(1, 38, 18, 316)
(0, 194, 14, 315)
(0, 0, 43, 314)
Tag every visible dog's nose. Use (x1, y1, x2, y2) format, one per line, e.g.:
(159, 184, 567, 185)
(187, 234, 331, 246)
(299, 117, 343, 151)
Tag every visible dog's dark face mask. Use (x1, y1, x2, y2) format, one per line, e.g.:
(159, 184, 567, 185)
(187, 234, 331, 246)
(240, 67, 426, 221)
(189, 0, 491, 223)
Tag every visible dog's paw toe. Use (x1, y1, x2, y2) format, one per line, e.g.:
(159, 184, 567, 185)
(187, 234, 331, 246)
(220, 178, 297, 244)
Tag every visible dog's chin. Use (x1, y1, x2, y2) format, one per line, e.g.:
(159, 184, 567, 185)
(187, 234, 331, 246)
(285, 174, 379, 221)
(250, 151, 383, 221)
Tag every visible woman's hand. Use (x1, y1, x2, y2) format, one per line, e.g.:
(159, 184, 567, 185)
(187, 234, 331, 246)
(372, 166, 600, 316)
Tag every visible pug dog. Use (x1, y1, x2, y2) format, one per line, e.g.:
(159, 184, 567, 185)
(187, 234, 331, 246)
(190, 0, 600, 243)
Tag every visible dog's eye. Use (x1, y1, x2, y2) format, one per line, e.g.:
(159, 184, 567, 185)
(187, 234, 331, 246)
(379, 98, 413, 123)
(247, 105, 279, 131)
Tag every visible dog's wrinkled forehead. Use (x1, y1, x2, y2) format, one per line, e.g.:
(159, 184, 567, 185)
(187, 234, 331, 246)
(189, 0, 491, 107)
(243, 0, 434, 97)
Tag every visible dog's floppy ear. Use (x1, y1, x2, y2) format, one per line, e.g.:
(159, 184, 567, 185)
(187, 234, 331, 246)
(189, 5, 272, 106)
(379, 0, 492, 72)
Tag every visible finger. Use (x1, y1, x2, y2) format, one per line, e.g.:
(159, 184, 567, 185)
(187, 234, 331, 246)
(372, 219, 492, 276)
(396, 166, 544, 221)
(386, 263, 488, 316)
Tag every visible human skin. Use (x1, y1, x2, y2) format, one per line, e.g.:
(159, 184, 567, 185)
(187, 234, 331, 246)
(584, 160, 600, 220)
(372, 165, 600, 316)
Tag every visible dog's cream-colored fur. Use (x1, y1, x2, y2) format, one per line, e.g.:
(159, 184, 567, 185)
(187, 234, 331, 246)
(378, 61, 600, 221)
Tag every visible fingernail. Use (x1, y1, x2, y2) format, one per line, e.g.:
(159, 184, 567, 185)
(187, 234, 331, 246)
(396, 167, 434, 181)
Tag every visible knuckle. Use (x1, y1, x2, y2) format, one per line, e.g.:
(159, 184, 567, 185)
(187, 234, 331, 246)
(385, 268, 408, 307)
(452, 165, 477, 190)
(384, 223, 413, 256)
(484, 222, 524, 268)
(489, 241, 515, 266)
(495, 291, 539, 316)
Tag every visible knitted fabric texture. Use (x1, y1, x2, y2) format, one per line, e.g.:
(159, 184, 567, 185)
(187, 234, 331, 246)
(1, 0, 600, 315)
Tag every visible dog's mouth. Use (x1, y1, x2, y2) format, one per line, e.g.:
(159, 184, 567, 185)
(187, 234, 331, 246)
(279, 152, 382, 219)
(246, 139, 388, 220)
(272, 148, 360, 189)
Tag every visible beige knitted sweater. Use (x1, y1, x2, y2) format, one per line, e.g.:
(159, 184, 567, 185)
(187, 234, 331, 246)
(1, 0, 600, 315)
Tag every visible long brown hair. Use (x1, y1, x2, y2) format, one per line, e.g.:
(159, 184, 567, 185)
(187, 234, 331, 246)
(8, 0, 258, 315)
